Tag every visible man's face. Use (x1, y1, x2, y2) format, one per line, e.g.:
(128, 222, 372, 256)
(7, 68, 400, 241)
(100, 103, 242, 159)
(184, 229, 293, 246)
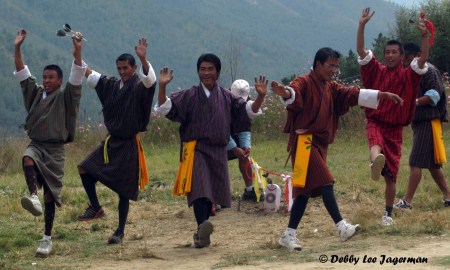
(316, 57, 340, 82)
(42, 69, 62, 92)
(198, 61, 218, 90)
(384, 44, 404, 69)
(403, 53, 417, 67)
(116, 60, 137, 82)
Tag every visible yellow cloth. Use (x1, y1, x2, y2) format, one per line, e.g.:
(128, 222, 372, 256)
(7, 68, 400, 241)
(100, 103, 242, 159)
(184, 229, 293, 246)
(103, 134, 150, 190)
(292, 134, 312, 188)
(173, 140, 197, 196)
(136, 135, 150, 190)
(103, 135, 112, 164)
(431, 119, 447, 164)
(250, 158, 267, 202)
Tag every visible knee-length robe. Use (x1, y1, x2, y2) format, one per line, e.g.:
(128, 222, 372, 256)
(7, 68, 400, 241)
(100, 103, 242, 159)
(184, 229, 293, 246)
(166, 83, 249, 207)
(17, 64, 84, 206)
(284, 72, 360, 198)
(79, 74, 156, 200)
(360, 53, 422, 181)
(410, 63, 448, 169)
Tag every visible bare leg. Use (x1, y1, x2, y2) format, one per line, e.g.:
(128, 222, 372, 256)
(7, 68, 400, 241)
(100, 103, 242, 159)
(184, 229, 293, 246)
(429, 168, 450, 200)
(404, 166, 422, 203)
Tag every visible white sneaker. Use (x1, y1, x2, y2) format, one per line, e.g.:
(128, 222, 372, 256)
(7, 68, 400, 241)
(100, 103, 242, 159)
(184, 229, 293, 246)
(278, 231, 302, 251)
(370, 154, 385, 181)
(382, 212, 394, 226)
(36, 238, 52, 257)
(21, 194, 43, 216)
(337, 220, 361, 241)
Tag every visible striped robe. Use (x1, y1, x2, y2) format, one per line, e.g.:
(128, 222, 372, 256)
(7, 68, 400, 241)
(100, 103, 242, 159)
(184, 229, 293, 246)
(21, 75, 82, 206)
(361, 56, 421, 181)
(79, 74, 156, 200)
(284, 72, 360, 197)
(166, 83, 249, 207)
(410, 63, 448, 168)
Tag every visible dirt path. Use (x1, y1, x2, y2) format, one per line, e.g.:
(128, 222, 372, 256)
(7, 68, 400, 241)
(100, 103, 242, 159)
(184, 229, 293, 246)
(81, 199, 449, 270)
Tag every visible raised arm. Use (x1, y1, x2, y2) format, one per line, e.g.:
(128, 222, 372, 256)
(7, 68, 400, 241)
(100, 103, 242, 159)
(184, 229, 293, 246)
(72, 32, 83, 66)
(251, 75, 268, 113)
(158, 67, 174, 106)
(135, 37, 149, 76)
(14, 29, 27, 71)
(416, 23, 429, 69)
(357, 7, 375, 59)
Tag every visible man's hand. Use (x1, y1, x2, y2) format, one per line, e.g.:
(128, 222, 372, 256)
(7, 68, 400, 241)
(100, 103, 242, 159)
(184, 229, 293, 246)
(416, 21, 428, 36)
(72, 32, 83, 61)
(379, 92, 404, 106)
(135, 37, 148, 60)
(159, 67, 174, 86)
(254, 75, 268, 97)
(15, 29, 27, 48)
(270, 81, 291, 99)
(359, 7, 375, 26)
(232, 147, 248, 159)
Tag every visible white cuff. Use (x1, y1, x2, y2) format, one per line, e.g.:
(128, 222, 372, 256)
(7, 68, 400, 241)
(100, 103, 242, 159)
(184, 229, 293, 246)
(246, 100, 263, 120)
(226, 137, 237, 151)
(357, 50, 373, 66)
(13, 65, 31, 81)
(410, 58, 429, 75)
(68, 60, 88, 86)
(154, 97, 172, 115)
(87, 70, 101, 89)
(139, 61, 157, 88)
(279, 86, 296, 105)
(358, 89, 379, 109)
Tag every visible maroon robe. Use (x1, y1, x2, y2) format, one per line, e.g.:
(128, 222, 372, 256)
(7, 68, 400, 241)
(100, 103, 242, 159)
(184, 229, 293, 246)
(166, 83, 249, 207)
(284, 71, 360, 197)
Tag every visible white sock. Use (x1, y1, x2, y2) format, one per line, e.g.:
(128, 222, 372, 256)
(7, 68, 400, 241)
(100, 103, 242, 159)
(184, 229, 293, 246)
(43, 235, 51, 241)
(245, 186, 253, 192)
(336, 220, 346, 227)
(286, 228, 296, 234)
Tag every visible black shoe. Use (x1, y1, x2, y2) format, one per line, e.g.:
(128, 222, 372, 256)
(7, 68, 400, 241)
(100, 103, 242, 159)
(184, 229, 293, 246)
(77, 205, 105, 221)
(194, 220, 213, 248)
(108, 229, 124, 244)
(242, 188, 265, 202)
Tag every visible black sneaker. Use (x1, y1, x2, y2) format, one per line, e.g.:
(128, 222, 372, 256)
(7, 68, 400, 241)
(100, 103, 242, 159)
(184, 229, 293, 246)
(194, 220, 213, 248)
(108, 229, 124, 244)
(242, 188, 265, 202)
(77, 205, 105, 221)
(444, 199, 450, 207)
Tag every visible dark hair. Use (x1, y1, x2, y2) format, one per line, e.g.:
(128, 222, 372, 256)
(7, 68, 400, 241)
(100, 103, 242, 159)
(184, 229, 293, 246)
(197, 53, 221, 73)
(403, 42, 421, 56)
(384, 40, 404, 54)
(43, 64, 63, 79)
(313, 47, 341, 69)
(116, 53, 136, 66)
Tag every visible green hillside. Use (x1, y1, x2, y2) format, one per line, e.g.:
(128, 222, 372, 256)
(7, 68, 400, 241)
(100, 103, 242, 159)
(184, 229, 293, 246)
(0, 0, 399, 133)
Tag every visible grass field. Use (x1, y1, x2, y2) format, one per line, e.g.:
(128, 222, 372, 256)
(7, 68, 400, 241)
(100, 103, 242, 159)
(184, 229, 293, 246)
(0, 115, 449, 269)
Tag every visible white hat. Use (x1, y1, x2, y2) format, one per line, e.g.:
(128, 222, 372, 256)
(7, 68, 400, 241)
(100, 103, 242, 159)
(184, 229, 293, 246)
(231, 79, 250, 100)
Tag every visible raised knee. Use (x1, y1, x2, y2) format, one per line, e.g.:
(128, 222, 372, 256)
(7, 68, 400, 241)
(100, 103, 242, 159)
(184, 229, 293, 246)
(22, 156, 35, 167)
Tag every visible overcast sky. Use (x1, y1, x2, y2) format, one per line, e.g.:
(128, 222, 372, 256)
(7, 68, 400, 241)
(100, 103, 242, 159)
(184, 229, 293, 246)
(386, 0, 423, 7)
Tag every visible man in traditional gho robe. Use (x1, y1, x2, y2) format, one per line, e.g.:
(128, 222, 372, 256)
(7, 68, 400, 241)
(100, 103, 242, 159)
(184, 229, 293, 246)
(14, 29, 87, 256)
(271, 47, 403, 251)
(395, 42, 450, 209)
(155, 54, 266, 248)
(77, 38, 156, 244)
(357, 7, 429, 225)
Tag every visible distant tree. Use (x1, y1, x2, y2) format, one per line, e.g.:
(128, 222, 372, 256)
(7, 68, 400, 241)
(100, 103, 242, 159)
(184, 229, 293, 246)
(281, 74, 297, 85)
(339, 49, 360, 84)
(371, 33, 390, 64)
(223, 32, 242, 85)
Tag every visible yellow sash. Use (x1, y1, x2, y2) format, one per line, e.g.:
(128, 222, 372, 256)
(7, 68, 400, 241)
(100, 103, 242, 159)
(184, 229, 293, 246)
(250, 158, 267, 202)
(173, 140, 197, 196)
(103, 134, 150, 190)
(431, 119, 447, 164)
(292, 134, 312, 188)
(136, 135, 150, 190)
